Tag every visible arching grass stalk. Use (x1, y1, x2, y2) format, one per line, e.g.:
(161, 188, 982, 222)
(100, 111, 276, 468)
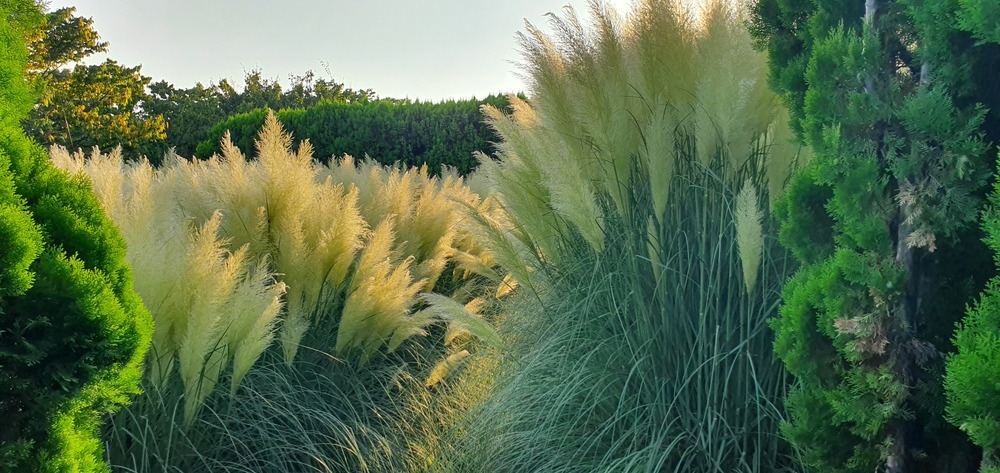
(406, 0, 809, 471)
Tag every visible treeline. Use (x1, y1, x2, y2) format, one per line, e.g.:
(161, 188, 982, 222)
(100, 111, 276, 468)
(21, 5, 511, 172)
(195, 95, 514, 174)
(140, 69, 375, 162)
(21, 3, 375, 163)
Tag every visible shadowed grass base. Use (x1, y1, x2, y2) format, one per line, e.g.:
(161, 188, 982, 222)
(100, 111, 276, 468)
(103, 348, 421, 473)
(407, 158, 801, 473)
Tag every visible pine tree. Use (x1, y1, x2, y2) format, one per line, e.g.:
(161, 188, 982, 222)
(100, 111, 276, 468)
(750, 0, 1000, 471)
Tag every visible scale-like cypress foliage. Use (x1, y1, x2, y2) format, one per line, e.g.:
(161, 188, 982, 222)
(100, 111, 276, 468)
(0, 1, 153, 471)
(942, 17, 1000, 473)
(946, 164, 1000, 473)
(750, 0, 1000, 471)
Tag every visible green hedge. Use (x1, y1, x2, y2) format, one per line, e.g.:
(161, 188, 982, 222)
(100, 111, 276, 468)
(194, 95, 514, 174)
(0, 1, 153, 471)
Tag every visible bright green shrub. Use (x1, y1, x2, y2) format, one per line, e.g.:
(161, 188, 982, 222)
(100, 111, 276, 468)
(193, 95, 514, 174)
(946, 167, 1000, 472)
(0, 1, 153, 470)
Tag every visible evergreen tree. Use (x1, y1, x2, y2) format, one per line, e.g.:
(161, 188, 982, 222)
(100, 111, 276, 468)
(946, 162, 1000, 473)
(0, 1, 153, 470)
(750, 0, 1000, 471)
(943, 22, 1000, 473)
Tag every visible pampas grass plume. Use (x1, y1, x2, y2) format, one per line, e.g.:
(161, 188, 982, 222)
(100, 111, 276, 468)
(735, 179, 763, 294)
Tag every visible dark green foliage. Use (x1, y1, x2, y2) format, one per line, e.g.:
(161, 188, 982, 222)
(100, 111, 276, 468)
(195, 95, 513, 174)
(0, 1, 153, 470)
(751, 0, 1000, 470)
(774, 169, 835, 264)
(142, 69, 375, 162)
(956, 0, 1000, 44)
(946, 167, 1000, 471)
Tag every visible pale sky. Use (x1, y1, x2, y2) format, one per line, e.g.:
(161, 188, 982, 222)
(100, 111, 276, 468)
(45, 1, 636, 101)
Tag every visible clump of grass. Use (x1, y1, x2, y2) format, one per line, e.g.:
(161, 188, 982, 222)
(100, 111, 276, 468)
(51, 147, 286, 425)
(408, 0, 808, 471)
(101, 354, 408, 473)
(52, 112, 503, 471)
(336, 218, 427, 362)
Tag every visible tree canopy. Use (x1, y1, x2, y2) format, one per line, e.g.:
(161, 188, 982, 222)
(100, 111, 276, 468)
(20, 5, 166, 158)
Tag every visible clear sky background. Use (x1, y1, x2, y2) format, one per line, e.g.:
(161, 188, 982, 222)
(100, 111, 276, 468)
(44, 1, 636, 101)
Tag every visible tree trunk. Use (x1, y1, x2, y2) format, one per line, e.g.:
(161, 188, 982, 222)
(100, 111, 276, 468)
(864, 0, 877, 95)
(889, 213, 916, 473)
(863, 0, 915, 470)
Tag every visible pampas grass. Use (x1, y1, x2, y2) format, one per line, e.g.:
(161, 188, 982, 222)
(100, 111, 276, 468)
(736, 179, 764, 294)
(46, 1, 815, 470)
(52, 110, 504, 470)
(51, 147, 286, 425)
(478, 0, 802, 263)
(52, 108, 502, 385)
(336, 218, 426, 360)
(410, 0, 808, 471)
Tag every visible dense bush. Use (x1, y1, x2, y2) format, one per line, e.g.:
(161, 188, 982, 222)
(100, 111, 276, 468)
(0, 1, 152, 471)
(141, 70, 377, 162)
(194, 95, 514, 174)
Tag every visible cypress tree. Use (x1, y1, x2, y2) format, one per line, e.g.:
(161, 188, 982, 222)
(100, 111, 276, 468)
(0, 1, 153, 470)
(942, 19, 1000, 472)
(946, 160, 1000, 473)
(750, 0, 1000, 471)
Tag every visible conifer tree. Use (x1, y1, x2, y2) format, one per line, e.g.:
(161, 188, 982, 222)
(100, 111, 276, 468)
(0, 1, 153, 470)
(943, 23, 1000, 473)
(750, 0, 1000, 471)
(946, 163, 1000, 473)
